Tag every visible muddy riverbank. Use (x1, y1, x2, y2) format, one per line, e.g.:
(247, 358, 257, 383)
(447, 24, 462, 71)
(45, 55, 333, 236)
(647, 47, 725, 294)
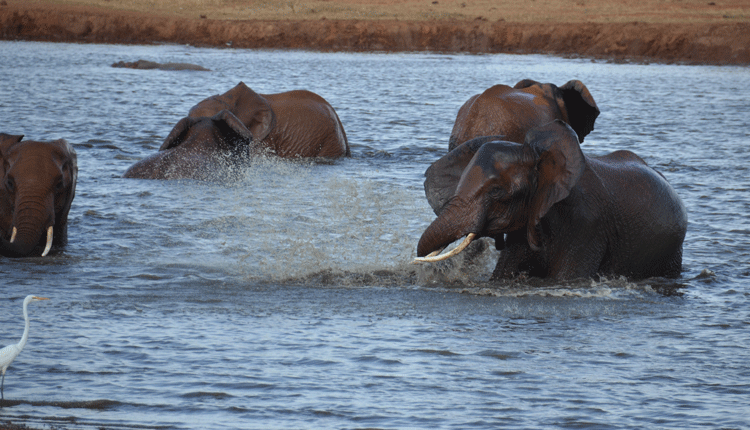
(1, 1, 748, 65)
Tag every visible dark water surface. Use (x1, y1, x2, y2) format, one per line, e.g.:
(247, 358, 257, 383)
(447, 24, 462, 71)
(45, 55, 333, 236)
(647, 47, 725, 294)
(1, 41, 749, 429)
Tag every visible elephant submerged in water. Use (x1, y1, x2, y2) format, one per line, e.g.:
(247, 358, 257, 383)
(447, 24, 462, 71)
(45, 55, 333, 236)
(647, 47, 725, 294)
(111, 59, 210, 71)
(123, 82, 350, 180)
(448, 79, 600, 151)
(0, 134, 77, 257)
(415, 121, 687, 281)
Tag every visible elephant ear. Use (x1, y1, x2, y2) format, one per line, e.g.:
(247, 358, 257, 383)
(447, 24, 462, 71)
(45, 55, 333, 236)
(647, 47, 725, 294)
(51, 139, 78, 234)
(247, 107, 275, 143)
(425, 135, 506, 215)
(0, 133, 24, 155)
(0, 133, 23, 146)
(0, 134, 24, 178)
(525, 120, 586, 251)
(160, 117, 199, 151)
(231, 82, 276, 143)
(53, 139, 78, 189)
(559, 80, 600, 143)
(211, 109, 253, 143)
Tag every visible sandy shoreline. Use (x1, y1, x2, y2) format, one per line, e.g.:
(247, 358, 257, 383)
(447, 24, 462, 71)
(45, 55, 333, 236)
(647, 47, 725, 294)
(1, 1, 749, 65)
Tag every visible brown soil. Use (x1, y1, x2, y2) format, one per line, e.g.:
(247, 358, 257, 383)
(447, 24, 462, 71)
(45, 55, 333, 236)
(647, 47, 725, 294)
(1, 0, 748, 64)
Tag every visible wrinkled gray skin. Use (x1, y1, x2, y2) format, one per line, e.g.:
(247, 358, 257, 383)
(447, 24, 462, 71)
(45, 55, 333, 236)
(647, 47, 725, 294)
(123, 82, 350, 180)
(0, 134, 78, 257)
(448, 79, 600, 152)
(418, 120, 688, 281)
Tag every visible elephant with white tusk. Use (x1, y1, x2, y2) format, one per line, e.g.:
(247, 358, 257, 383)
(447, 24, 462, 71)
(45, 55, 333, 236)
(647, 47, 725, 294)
(0, 134, 78, 258)
(416, 121, 687, 281)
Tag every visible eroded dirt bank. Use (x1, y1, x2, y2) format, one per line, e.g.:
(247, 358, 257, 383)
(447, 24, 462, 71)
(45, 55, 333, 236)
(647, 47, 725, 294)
(1, 2, 749, 65)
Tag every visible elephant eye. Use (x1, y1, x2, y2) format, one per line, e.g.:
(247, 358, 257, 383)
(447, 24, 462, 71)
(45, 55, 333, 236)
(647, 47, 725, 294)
(5, 176, 15, 193)
(489, 187, 506, 200)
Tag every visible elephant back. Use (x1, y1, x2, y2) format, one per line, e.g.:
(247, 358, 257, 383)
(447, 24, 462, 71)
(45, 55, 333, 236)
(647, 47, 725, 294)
(587, 150, 687, 277)
(262, 90, 349, 158)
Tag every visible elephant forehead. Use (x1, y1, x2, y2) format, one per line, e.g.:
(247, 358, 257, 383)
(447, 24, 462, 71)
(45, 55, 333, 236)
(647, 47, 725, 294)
(475, 142, 525, 171)
(456, 143, 526, 194)
(454, 164, 494, 202)
(181, 119, 223, 139)
(189, 97, 232, 117)
(7, 141, 68, 164)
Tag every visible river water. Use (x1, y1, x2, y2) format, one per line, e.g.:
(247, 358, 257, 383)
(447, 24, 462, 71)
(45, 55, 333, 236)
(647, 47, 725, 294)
(0, 41, 748, 429)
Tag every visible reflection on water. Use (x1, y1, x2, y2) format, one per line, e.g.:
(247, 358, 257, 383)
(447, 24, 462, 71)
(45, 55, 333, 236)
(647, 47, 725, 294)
(0, 41, 749, 429)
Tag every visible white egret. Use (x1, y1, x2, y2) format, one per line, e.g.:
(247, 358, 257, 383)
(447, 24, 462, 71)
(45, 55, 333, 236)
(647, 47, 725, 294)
(0, 295, 49, 400)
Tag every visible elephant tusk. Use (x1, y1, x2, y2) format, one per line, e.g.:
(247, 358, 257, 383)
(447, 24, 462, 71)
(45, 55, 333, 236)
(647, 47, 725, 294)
(10, 226, 16, 243)
(41, 226, 53, 257)
(426, 247, 446, 258)
(413, 233, 477, 263)
(411, 247, 446, 264)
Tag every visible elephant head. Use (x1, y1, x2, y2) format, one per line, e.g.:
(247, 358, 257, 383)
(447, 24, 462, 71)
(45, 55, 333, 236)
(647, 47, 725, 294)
(124, 109, 266, 179)
(123, 82, 277, 179)
(186, 81, 276, 145)
(417, 120, 585, 261)
(0, 134, 78, 257)
(448, 79, 600, 151)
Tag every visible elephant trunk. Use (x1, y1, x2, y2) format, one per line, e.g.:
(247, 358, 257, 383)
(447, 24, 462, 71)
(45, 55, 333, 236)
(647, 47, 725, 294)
(3, 188, 55, 257)
(417, 202, 477, 259)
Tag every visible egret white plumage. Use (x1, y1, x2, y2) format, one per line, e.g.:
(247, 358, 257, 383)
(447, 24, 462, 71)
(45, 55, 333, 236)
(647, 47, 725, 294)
(0, 295, 49, 400)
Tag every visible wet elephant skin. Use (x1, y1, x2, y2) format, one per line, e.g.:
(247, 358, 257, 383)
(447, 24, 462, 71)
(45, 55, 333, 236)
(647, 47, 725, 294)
(448, 79, 600, 151)
(0, 133, 78, 257)
(418, 120, 688, 281)
(123, 82, 349, 180)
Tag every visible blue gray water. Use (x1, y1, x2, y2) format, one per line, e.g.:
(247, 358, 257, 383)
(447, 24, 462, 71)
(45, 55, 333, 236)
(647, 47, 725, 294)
(0, 41, 749, 429)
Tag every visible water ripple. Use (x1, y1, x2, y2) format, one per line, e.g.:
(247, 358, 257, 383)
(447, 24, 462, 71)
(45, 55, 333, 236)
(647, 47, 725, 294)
(0, 42, 749, 430)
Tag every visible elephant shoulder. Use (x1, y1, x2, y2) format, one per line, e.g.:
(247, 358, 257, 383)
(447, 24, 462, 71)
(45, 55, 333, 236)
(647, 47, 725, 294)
(265, 90, 332, 108)
(265, 91, 339, 122)
(513, 79, 542, 89)
(454, 93, 481, 123)
(595, 150, 647, 166)
(589, 150, 676, 197)
(479, 84, 514, 99)
(464, 85, 520, 116)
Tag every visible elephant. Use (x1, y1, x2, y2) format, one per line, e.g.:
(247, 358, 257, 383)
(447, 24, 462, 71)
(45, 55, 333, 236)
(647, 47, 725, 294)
(448, 79, 600, 152)
(111, 59, 210, 71)
(0, 134, 78, 257)
(123, 82, 350, 180)
(415, 120, 687, 281)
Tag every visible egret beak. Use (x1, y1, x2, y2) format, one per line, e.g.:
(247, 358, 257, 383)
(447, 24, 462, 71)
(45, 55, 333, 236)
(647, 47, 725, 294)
(32, 296, 50, 300)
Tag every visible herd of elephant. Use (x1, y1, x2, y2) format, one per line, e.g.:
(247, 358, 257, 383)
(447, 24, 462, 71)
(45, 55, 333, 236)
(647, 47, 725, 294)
(0, 79, 688, 281)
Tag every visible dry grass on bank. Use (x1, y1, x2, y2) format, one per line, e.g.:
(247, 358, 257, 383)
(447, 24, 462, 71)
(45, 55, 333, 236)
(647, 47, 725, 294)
(35, 0, 750, 23)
